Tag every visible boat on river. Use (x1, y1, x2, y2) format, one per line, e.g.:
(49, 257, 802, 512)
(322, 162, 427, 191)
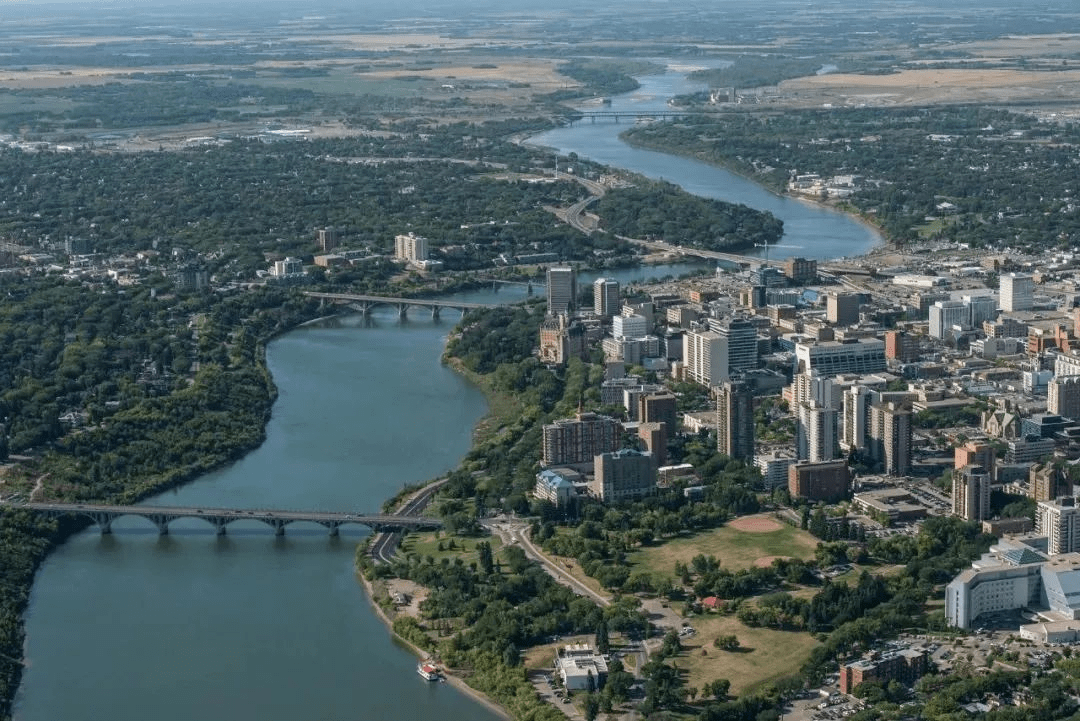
(418, 661, 440, 681)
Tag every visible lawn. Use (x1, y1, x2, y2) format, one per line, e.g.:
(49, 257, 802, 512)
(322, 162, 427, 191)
(630, 521, 819, 579)
(673, 615, 820, 696)
(398, 531, 502, 566)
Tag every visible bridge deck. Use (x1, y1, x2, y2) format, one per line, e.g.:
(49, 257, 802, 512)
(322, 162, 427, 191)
(5, 501, 441, 533)
(303, 292, 495, 309)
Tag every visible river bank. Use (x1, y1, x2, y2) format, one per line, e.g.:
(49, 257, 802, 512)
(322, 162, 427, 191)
(619, 131, 892, 255)
(357, 569, 514, 721)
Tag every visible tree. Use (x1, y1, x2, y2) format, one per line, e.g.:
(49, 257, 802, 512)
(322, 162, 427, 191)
(477, 541, 494, 575)
(595, 621, 610, 654)
(583, 693, 600, 721)
(707, 678, 731, 699)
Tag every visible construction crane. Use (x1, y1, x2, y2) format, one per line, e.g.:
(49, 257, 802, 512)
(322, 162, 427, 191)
(754, 242, 803, 264)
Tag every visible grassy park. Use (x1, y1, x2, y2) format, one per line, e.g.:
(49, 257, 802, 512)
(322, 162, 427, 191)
(630, 516, 819, 578)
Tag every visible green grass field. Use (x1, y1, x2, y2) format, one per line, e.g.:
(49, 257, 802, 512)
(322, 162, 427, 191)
(630, 522, 819, 579)
(398, 531, 502, 566)
(675, 615, 819, 695)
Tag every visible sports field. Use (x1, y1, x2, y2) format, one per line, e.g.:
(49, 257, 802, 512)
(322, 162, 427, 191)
(630, 515, 818, 577)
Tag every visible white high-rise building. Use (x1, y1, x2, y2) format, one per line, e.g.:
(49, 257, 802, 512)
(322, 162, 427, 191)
(929, 300, 970, 339)
(952, 465, 991, 522)
(797, 401, 838, 462)
(394, 232, 429, 263)
(593, 278, 620, 317)
(547, 267, 577, 316)
(1049, 376, 1080, 420)
(683, 330, 728, 387)
(1037, 497, 1080, 555)
(1001, 273, 1034, 312)
(613, 314, 647, 341)
(841, 385, 872, 452)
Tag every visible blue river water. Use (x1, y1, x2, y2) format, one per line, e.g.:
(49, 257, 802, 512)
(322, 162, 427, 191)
(14, 63, 879, 721)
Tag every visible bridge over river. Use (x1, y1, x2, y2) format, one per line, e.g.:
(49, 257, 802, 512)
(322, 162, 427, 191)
(3, 501, 442, 537)
(304, 291, 496, 319)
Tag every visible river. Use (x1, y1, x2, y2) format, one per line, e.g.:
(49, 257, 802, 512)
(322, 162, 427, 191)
(14, 65, 880, 721)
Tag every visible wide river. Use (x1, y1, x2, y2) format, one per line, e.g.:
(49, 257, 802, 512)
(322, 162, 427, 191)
(14, 66, 879, 721)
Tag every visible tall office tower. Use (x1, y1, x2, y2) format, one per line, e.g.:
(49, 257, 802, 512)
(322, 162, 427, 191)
(1049, 375, 1080, 420)
(593, 277, 620, 317)
(716, 380, 755, 460)
(928, 300, 970, 339)
(952, 465, 991, 522)
(869, 402, 912, 476)
(784, 257, 817, 285)
(639, 392, 678, 433)
(711, 316, 759, 372)
(954, 441, 995, 474)
(547, 267, 577, 316)
(964, 294, 998, 328)
(797, 401, 838, 462)
(884, 330, 919, 363)
(1037, 497, 1080, 555)
(1000, 273, 1034, 312)
(826, 293, 860, 326)
(394, 232, 429, 262)
(541, 411, 621, 466)
(317, 227, 338, 252)
(683, 330, 729, 386)
(612, 314, 648, 340)
(841, 385, 872, 452)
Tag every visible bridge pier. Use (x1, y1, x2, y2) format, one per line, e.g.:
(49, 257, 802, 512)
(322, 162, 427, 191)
(147, 514, 172, 535)
(209, 517, 229, 535)
(268, 518, 287, 536)
(91, 512, 114, 535)
(397, 304, 407, 319)
(431, 306, 440, 320)
(327, 522, 340, 537)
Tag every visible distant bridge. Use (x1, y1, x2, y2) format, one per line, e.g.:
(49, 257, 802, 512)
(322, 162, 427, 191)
(5, 501, 442, 537)
(570, 111, 714, 124)
(304, 292, 496, 319)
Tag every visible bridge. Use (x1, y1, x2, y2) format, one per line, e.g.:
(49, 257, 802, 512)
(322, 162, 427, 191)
(304, 292, 496, 319)
(571, 111, 713, 124)
(5, 501, 442, 537)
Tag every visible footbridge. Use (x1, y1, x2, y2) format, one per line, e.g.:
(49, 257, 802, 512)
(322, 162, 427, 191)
(304, 291, 495, 319)
(6, 501, 442, 537)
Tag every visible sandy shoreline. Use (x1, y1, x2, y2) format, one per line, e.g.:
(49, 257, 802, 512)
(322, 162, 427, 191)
(357, 569, 514, 721)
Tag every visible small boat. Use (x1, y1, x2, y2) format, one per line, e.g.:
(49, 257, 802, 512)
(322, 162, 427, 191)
(417, 661, 440, 681)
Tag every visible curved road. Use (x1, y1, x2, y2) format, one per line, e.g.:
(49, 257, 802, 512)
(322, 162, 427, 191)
(370, 478, 449, 565)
